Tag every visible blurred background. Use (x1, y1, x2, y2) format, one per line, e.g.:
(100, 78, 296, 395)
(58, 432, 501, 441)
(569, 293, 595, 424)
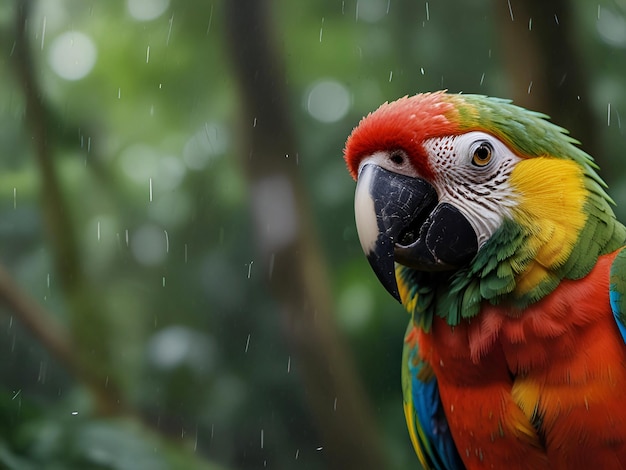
(0, 0, 625, 468)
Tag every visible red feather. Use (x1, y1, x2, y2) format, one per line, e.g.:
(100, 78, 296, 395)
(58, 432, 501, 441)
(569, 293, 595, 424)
(417, 250, 626, 469)
(343, 91, 459, 181)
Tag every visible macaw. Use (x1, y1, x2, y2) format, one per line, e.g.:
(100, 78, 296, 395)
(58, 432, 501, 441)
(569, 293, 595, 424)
(343, 91, 626, 469)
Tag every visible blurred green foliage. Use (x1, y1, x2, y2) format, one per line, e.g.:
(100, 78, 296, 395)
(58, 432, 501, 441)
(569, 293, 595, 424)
(0, 0, 624, 468)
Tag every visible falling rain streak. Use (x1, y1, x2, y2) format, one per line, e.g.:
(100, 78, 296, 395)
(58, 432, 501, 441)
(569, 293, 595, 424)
(167, 15, 174, 45)
(206, 4, 214, 35)
(608, 103, 611, 126)
(41, 16, 47, 50)
(245, 333, 251, 353)
(320, 17, 324, 42)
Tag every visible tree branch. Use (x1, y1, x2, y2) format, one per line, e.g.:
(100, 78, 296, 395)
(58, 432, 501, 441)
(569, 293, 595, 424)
(9, 0, 124, 414)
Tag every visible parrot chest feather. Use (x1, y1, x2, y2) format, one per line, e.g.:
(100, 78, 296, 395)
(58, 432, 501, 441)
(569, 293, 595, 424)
(416, 251, 626, 469)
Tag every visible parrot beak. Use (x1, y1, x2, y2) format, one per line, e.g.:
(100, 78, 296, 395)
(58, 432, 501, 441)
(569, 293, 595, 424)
(354, 163, 478, 303)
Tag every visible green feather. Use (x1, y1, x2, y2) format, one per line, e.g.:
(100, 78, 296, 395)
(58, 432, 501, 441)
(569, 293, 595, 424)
(397, 93, 626, 328)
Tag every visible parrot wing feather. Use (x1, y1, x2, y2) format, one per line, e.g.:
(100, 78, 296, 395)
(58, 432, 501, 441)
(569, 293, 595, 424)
(609, 247, 626, 343)
(402, 323, 465, 470)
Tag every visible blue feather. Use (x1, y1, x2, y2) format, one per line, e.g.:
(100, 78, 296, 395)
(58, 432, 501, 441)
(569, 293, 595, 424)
(404, 325, 465, 470)
(609, 247, 626, 343)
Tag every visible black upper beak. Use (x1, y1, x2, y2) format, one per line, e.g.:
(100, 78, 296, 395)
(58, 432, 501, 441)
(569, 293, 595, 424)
(354, 164, 478, 303)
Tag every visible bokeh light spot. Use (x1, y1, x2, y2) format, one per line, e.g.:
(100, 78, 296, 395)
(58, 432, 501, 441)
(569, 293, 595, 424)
(127, 0, 170, 21)
(131, 224, 168, 266)
(306, 79, 351, 123)
(48, 31, 97, 81)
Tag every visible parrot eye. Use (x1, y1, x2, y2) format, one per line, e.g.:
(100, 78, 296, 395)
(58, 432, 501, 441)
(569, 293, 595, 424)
(471, 142, 493, 167)
(389, 151, 405, 165)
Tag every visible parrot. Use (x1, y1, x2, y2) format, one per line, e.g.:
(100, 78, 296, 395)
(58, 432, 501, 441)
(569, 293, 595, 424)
(343, 91, 626, 469)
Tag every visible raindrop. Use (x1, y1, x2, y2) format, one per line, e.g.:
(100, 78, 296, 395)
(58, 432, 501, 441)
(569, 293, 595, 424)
(319, 17, 324, 43)
(260, 429, 264, 449)
(389, 70, 393, 82)
(608, 102, 611, 127)
(167, 15, 174, 45)
(287, 355, 291, 373)
(527, 81, 533, 94)
(13, 188, 16, 209)
(295, 449, 300, 459)
(146, 45, 151, 63)
(40, 16, 47, 50)
(245, 333, 251, 353)
(206, 4, 214, 34)
(149, 177, 153, 201)
(425, 2, 430, 21)
(37, 361, 48, 384)
(507, 0, 514, 21)
(316, 446, 323, 451)
(247, 261, 253, 279)
(71, 411, 79, 416)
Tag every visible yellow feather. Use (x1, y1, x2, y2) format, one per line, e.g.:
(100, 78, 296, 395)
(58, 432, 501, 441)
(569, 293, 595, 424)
(403, 401, 431, 469)
(509, 157, 587, 296)
(396, 265, 417, 312)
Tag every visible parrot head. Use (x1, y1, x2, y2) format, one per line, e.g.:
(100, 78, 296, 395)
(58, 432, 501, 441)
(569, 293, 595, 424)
(344, 91, 625, 326)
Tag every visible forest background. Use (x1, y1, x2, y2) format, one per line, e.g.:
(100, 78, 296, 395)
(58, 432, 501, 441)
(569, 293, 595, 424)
(0, 0, 625, 468)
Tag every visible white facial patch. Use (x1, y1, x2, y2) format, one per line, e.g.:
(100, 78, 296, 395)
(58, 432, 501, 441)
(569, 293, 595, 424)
(423, 131, 522, 247)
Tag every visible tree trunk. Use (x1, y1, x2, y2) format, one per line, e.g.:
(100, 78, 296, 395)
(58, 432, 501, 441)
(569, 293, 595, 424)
(223, 1, 388, 468)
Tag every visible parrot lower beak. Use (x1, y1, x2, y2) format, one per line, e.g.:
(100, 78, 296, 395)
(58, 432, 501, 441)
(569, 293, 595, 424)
(354, 163, 478, 303)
